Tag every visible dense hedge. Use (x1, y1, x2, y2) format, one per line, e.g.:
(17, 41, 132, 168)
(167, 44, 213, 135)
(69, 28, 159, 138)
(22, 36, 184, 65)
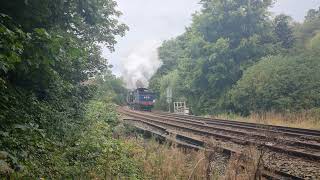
(229, 52, 320, 115)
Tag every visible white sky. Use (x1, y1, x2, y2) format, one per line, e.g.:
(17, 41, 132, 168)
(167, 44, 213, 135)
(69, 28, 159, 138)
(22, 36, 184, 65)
(102, 0, 320, 87)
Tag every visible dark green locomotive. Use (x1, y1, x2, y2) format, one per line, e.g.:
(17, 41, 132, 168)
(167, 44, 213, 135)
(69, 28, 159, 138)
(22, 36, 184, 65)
(127, 88, 155, 111)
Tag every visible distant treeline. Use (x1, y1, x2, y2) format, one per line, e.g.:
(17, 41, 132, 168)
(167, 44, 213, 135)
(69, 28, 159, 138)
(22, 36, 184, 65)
(149, 0, 320, 115)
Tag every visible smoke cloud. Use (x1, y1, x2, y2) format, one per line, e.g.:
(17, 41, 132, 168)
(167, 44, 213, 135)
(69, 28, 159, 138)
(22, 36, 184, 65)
(120, 40, 162, 89)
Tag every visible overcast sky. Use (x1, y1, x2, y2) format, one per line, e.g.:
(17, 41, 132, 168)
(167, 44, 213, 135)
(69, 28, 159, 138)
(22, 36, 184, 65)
(103, 0, 320, 88)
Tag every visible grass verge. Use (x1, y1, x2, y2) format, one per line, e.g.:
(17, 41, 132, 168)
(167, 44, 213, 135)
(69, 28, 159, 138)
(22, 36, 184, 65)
(211, 110, 320, 130)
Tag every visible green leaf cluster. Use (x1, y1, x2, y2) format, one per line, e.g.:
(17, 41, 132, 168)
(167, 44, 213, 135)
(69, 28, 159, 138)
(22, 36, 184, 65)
(0, 0, 141, 178)
(150, 1, 319, 116)
(150, 0, 290, 114)
(228, 8, 320, 115)
(229, 52, 320, 115)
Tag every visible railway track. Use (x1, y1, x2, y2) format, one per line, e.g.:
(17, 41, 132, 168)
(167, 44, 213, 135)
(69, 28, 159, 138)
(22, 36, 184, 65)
(118, 107, 320, 179)
(123, 118, 298, 180)
(152, 111, 320, 137)
(151, 112, 320, 151)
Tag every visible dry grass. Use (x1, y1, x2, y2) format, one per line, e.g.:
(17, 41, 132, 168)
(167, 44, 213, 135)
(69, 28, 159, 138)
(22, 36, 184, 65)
(211, 110, 320, 130)
(124, 137, 273, 180)
(125, 138, 219, 180)
(120, 117, 286, 179)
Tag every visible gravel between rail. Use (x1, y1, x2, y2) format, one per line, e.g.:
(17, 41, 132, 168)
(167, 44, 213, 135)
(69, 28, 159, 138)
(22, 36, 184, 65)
(118, 107, 320, 179)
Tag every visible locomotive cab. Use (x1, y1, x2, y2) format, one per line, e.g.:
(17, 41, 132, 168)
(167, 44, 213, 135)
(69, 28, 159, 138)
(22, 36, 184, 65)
(127, 88, 155, 111)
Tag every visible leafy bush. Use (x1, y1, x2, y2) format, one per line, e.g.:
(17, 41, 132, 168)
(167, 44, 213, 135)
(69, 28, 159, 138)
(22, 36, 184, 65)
(229, 53, 320, 115)
(0, 0, 136, 178)
(62, 100, 141, 179)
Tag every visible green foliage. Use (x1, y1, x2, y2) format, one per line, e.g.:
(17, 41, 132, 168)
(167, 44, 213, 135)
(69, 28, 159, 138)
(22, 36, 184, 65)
(274, 14, 295, 49)
(62, 100, 141, 179)
(150, 2, 320, 116)
(294, 7, 320, 47)
(227, 9, 320, 115)
(0, 0, 139, 178)
(153, 70, 184, 110)
(149, 35, 188, 96)
(150, 0, 283, 114)
(94, 75, 128, 105)
(85, 100, 119, 128)
(0, 0, 128, 50)
(308, 32, 320, 52)
(0, 14, 25, 76)
(229, 53, 320, 115)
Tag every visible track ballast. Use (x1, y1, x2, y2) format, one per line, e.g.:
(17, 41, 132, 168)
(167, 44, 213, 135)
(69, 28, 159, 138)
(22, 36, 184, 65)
(118, 107, 320, 179)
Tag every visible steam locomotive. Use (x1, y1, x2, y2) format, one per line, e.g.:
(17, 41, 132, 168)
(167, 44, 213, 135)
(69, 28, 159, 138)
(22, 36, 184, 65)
(127, 88, 155, 111)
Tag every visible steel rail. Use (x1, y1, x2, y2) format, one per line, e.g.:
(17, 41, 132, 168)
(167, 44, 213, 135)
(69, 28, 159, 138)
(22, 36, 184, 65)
(120, 108, 320, 161)
(153, 111, 320, 137)
(150, 112, 320, 150)
(121, 115, 304, 180)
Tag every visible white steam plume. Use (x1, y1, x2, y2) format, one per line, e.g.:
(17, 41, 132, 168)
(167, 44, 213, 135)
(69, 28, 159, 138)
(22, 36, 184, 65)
(120, 40, 162, 89)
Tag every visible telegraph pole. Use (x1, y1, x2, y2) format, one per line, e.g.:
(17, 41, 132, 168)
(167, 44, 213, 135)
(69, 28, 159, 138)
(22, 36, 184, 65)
(166, 87, 172, 113)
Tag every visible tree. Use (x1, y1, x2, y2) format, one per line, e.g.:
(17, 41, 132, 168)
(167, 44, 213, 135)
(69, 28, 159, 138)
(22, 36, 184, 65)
(227, 7, 320, 115)
(305, 7, 320, 21)
(150, 0, 279, 114)
(308, 32, 320, 52)
(294, 7, 320, 46)
(0, 0, 130, 177)
(149, 35, 188, 96)
(229, 52, 320, 115)
(0, 0, 128, 49)
(150, 2, 320, 115)
(274, 14, 295, 48)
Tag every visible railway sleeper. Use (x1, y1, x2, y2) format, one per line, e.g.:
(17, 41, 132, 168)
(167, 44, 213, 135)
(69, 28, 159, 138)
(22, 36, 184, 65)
(122, 116, 304, 180)
(120, 109, 320, 162)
